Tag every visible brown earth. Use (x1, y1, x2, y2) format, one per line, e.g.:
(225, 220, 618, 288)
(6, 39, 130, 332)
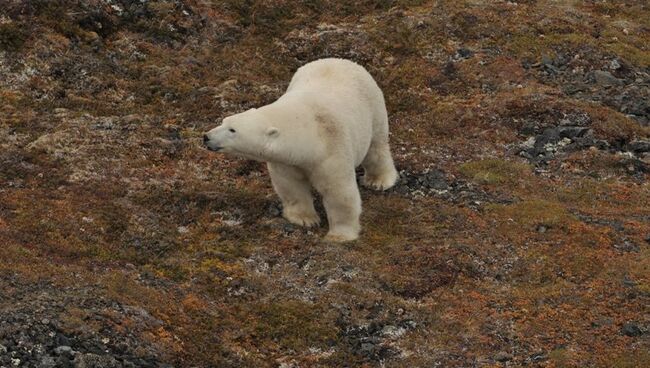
(0, 1, 649, 367)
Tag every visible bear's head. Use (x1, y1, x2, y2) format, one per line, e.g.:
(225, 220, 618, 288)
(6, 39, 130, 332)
(203, 108, 282, 162)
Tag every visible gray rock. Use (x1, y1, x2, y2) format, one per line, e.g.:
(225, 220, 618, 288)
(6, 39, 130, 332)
(423, 169, 449, 190)
(38, 355, 57, 368)
(593, 70, 623, 87)
(0, 344, 7, 354)
(54, 346, 74, 356)
(557, 126, 590, 139)
(360, 342, 375, 354)
(621, 323, 643, 337)
(609, 59, 621, 70)
(73, 354, 121, 368)
(614, 241, 640, 253)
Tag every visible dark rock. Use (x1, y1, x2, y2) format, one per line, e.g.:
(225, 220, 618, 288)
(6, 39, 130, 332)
(520, 121, 538, 135)
(593, 70, 623, 87)
(422, 169, 449, 190)
(55, 334, 72, 347)
(56, 355, 75, 368)
(456, 48, 473, 59)
(557, 126, 590, 139)
(627, 140, 650, 154)
(536, 127, 561, 146)
(621, 323, 643, 337)
(622, 276, 637, 288)
(282, 223, 296, 235)
(267, 202, 282, 217)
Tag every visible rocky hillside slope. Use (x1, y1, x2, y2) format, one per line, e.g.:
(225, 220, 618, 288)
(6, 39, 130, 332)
(1, 0, 649, 367)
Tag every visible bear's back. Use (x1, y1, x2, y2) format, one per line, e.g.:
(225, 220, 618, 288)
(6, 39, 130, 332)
(287, 58, 374, 94)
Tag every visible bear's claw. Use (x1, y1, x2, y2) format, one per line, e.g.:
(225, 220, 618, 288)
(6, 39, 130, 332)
(362, 170, 398, 191)
(283, 210, 321, 227)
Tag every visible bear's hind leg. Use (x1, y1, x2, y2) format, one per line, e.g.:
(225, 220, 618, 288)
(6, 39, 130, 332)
(362, 141, 398, 191)
(268, 162, 320, 227)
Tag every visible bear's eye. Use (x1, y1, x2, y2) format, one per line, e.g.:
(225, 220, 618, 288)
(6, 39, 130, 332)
(229, 128, 236, 133)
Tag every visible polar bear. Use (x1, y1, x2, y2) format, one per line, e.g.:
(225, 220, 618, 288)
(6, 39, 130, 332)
(203, 58, 398, 242)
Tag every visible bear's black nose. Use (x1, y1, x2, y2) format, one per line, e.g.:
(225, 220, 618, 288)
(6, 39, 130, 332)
(203, 134, 209, 144)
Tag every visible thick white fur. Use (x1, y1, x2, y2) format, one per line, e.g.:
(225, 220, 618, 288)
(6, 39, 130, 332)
(204, 58, 398, 242)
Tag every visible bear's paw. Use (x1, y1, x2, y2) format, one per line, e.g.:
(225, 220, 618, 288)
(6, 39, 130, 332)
(283, 208, 321, 227)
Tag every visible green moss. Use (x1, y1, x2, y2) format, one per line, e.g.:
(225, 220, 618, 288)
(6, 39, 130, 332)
(459, 158, 530, 185)
(486, 199, 573, 230)
(548, 348, 569, 367)
(609, 351, 650, 368)
(253, 300, 338, 350)
(507, 33, 595, 59)
(606, 42, 650, 68)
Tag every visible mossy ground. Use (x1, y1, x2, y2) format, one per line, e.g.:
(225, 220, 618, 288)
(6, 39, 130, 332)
(1, 0, 649, 367)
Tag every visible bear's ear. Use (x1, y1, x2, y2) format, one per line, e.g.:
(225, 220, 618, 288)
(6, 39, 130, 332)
(266, 127, 279, 137)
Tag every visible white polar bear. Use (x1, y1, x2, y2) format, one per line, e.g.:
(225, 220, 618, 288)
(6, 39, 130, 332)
(204, 58, 398, 242)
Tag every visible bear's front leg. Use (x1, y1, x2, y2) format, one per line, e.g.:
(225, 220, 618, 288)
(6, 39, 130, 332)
(268, 162, 320, 227)
(311, 160, 361, 242)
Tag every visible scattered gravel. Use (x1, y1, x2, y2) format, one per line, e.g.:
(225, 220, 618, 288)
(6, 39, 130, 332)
(0, 275, 169, 368)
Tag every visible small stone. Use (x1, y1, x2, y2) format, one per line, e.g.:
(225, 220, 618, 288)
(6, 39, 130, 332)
(530, 352, 547, 362)
(39, 355, 57, 368)
(360, 342, 376, 355)
(456, 48, 473, 59)
(282, 223, 296, 234)
(54, 346, 74, 356)
(495, 351, 513, 362)
(614, 241, 640, 253)
(536, 225, 547, 233)
(609, 59, 621, 70)
(0, 344, 6, 354)
(593, 70, 623, 86)
(268, 203, 282, 217)
(621, 323, 643, 337)
(622, 276, 637, 287)
(55, 334, 71, 346)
